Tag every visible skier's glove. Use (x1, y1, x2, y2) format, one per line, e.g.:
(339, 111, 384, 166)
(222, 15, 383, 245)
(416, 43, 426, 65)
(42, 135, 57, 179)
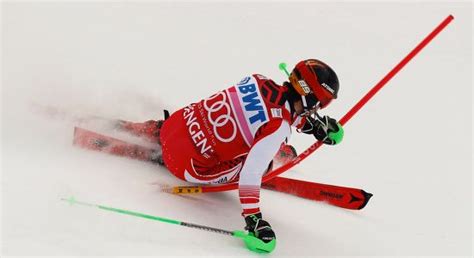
(301, 115, 344, 145)
(244, 213, 276, 243)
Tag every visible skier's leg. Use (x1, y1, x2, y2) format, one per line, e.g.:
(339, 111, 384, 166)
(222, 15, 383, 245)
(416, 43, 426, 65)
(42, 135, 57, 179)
(116, 110, 169, 144)
(160, 109, 243, 184)
(272, 144, 297, 166)
(117, 120, 163, 143)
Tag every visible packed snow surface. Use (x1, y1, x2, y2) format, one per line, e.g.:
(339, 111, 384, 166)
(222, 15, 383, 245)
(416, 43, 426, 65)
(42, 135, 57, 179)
(2, 2, 472, 257)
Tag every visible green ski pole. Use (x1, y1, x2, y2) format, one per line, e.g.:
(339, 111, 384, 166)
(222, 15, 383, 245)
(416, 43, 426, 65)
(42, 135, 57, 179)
(61, 196, 276, 253)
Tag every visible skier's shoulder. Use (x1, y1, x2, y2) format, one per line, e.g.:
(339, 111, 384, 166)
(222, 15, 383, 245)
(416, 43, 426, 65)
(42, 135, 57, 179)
(253, 74, 281, 88)
(252, 74, 271, 82)
(236, 74, 280, 87)
(236, 74, 285, 101)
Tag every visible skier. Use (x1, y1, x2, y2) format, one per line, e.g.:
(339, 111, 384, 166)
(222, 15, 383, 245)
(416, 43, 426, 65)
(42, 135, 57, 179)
(122, 59, 344, 245)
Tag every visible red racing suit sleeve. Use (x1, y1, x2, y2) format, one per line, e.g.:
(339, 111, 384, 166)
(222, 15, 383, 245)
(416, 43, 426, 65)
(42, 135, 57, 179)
(238, 119, 291, 216)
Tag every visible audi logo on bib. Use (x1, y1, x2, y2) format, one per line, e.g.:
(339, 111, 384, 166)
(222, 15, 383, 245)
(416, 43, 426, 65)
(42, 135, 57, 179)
(203, 92, 237, 143)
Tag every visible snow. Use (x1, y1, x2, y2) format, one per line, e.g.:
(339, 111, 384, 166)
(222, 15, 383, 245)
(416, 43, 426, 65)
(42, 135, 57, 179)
(1, 1, 472, 257)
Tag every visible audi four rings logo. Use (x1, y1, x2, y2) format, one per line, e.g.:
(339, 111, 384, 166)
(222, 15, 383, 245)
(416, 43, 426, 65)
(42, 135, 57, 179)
(203, 92, 237, 143)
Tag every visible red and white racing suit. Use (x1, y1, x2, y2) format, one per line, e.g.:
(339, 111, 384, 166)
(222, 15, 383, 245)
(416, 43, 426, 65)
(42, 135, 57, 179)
(160, 74, 306, 215)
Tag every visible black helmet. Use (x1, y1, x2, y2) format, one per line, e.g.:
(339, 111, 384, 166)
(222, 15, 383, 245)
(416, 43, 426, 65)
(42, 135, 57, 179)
(289, 59, 339, 110)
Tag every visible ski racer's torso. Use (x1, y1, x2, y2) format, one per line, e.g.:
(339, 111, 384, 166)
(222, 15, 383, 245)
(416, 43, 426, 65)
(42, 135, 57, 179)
(174, 74, 305, 183)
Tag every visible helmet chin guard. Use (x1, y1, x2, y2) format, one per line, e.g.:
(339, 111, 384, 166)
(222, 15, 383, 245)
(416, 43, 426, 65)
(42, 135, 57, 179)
(299, 95, 321, 117)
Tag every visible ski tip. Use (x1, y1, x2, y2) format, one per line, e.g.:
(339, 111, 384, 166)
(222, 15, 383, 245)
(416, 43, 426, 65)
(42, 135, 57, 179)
(357, 190, 374, 210)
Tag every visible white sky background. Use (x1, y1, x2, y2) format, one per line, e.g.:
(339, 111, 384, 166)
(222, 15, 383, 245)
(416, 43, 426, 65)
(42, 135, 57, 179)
(1, 1, 472, 257)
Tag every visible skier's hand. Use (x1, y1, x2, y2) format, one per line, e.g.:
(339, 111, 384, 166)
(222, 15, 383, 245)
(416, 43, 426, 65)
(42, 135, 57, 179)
(244, 213, 276, 243)
(304, 115, 344, 145)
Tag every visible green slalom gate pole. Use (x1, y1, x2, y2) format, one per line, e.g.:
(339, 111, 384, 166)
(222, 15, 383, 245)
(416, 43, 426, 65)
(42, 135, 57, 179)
(278, 62, 290, 77)
(61, 197, 276, 253)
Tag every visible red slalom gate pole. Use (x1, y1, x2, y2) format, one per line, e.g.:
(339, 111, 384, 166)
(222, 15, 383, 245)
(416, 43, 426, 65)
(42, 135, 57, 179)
(339, 14, 454, 125)
(178, 15, 454, 194)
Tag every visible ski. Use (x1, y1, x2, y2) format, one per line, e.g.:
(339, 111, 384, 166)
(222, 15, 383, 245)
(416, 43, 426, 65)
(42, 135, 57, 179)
(73, 127, 162, 163)
(73, 126, 372, 210)
(262, 177, 372, 210)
